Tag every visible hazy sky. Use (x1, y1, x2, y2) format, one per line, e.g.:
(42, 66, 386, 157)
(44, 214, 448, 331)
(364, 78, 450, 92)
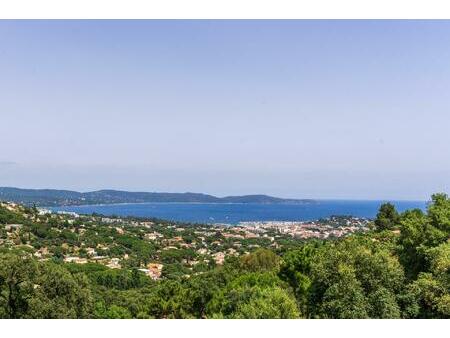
(0, 20, 449, 200)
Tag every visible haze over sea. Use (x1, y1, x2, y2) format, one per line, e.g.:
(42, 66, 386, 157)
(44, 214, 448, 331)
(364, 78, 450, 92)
(51, 200, 427, 224)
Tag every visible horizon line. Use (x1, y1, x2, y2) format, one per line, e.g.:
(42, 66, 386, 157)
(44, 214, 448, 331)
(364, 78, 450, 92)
(0, 185, 433, 202)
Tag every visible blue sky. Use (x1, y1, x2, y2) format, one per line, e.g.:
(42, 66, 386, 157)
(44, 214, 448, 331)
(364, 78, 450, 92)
(0, 20, 449, 200)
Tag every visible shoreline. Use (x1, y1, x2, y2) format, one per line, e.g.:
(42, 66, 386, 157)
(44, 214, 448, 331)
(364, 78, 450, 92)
(45, 198, 427, 209)
(46, 200, 428, 226)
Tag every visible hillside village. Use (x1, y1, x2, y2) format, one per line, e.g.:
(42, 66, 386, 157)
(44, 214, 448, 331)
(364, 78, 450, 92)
(0, 201, 370, 280)
(1, 194, 449, 319)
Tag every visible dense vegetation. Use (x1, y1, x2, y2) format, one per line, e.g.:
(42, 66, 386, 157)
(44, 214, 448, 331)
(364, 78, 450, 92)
(0, 194, 448, 319)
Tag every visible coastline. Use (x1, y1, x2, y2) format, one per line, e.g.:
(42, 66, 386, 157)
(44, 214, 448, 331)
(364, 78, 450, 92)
(44, 198, 427, 209)
(47, 199, 428, 225)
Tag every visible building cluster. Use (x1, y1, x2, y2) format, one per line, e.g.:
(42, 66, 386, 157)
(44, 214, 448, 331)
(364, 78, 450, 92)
(138, 263, 164, 280)
(236, 216, 370, 239)
(1, 201, 372, 281)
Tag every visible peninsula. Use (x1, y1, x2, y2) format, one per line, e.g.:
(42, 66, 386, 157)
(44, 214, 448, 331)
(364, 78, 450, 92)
(0, 187, 315, 207)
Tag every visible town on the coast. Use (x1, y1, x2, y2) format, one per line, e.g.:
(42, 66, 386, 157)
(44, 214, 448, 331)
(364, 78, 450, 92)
(0, 201, 370, 281)
(1, 193, 449, 319)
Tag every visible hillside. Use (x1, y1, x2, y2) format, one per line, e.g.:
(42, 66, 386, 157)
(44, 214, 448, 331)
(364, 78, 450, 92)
(0, 193, 448, 319)
(0, 187, 315, 207)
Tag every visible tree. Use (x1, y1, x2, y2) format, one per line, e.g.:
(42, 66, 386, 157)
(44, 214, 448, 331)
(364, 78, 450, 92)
(239, 249, 280, 272)
(26, 262, 93, 318)
(181, 271, 227, 318)
(206, 272, 299, 318)
(400, 242, 450, 318)
(0, 205, 26, 224)
(145, 280, 188, 318)
(368, 287, 401, 318)
(161, 263, 191, 280)
(401, 272, 449, 318)
(320, 264, 369, 318)
(427, 193, 450, 234)
(0, 254, 37, 318)
(94, 302, 132, 319)
(232, 287, 300, 319)
(398, 204, 447, 279)
(279, 243, 317, 314)
(94, 288, 151, 318)
(309, 236, 405, 318)
(375, 203, 400, 231)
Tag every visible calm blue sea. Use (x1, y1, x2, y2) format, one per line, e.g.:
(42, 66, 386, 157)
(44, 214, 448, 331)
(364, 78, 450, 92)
(50, 200, 427, 224)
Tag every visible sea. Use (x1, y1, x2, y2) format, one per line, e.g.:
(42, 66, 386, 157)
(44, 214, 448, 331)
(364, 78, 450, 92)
(49, 200, 427, 225)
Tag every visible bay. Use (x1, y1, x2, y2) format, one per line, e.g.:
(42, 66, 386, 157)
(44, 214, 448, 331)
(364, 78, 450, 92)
(50, 200, 427, 224)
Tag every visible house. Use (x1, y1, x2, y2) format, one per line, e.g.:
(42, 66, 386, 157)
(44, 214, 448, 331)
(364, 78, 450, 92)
(37, 208, 51, 215)
(197, 248, 208, 255)
(145, 232, 163, 240)
(91, 256, 108, 262)
(40, 247, 49, 255)
(4, 224, 23, 232)
(86, 247, 97, 256)
(64, 257, 88, 264)
(106, 258, 121, 269)
(187, 260, 200, 266)
(147, 263, 164, 279)
(140, 221, 154, 228)
(227, 248, 238, 256)
(139, 263, 163, 280)
(244, 232, 258, 238)
(102, 217, 122, 223)
(212, 252, 225, 265)
(145, 233, 157, 240)
(223, 233, 244, 239)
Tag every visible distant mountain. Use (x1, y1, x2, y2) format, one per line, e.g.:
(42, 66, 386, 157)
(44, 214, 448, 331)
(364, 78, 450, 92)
(0, 187, 315, 207)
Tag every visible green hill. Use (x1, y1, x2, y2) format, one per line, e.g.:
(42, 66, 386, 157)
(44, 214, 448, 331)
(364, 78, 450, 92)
(0, 187, 314, 207)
